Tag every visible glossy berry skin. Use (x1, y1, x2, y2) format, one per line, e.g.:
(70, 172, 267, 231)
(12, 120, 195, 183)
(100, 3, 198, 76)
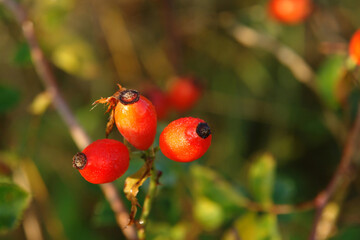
(72, 139, 129, 184)
(268, 0, 312, 24)
(349, 30, 360, 65)
(115, 90, 157, 150)
(168, 77, 201, 112)
(160, 117, 212, 162)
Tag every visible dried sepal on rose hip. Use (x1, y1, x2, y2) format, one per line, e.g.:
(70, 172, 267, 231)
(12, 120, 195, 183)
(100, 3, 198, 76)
(72, 139, 130, 184)
(159, 117, 212, 162)
(93, 85, 157, 150)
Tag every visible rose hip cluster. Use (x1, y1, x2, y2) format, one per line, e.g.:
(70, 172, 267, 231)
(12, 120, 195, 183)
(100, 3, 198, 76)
(72, 83, 211, 184)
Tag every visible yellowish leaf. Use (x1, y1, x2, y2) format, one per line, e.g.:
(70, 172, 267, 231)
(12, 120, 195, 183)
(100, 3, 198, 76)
(124, 159, 153, 225)
(194, 197, 225, 231)
(29, 91, 52, 115)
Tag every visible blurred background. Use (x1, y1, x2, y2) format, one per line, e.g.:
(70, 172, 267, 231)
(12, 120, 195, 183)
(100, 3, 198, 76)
(1, 0, 360, 239)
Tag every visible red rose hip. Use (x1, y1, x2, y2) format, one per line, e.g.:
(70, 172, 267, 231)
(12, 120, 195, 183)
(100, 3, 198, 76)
(115, 89, 157, 150)
(268, 0, 312, 24)
(72, 139, 129, 184)
(143, 87, 170, 120)
(349, 30, 360, 65)
(159, 117, 212, 162)
(168, 77, 202, 112)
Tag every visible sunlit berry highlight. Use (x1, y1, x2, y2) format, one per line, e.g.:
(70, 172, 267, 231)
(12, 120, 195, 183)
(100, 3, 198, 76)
(115, 89, 157, 150)
(160, 117, 212, 162)
(72, 139, 129, 184)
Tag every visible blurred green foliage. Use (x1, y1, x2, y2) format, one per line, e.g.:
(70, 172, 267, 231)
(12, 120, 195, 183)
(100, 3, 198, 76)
(248, 153, 275, 207)
(1, 0, 360, 239)
(13, 42, 32, 67)
(315, 55, 346, 109)
(0, 85, 20, 114)
(0, 178, 30, 233)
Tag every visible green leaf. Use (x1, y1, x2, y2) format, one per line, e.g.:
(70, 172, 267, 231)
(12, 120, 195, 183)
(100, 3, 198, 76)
(222, 212, 281, 240)
(0, 181, 30, 233)
(124, 159, 153, 225)
(316, 55, 346, 109)
(330, 226, 360, 240)
(50, 35, 99, 80)
(190, 165, 248, 227)
(191, 164, 248, 207)
(29, 91, 52, 115)
(248, 153, 275, 207)
(193, 197, 225, 231)
(273, 176, 296, 204)
(0, 85, 20, 114)
(13, 42, 32, 66)
(147, 222, 188, 240)
(91, 199, 116, 227)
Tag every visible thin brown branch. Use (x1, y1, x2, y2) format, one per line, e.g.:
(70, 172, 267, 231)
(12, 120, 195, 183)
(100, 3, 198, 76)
(218, 15, 360, 232)
(308, 104, 360, 240)
(23, 207, 44, 240)
(0, 0, 138, 239)
(240, 104, 360, 235)
(220, 15, 315, 87)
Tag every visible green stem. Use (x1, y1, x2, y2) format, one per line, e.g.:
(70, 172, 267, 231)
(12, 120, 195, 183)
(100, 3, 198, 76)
(130, 151, 144, 159)
(138, 147, 159, 240)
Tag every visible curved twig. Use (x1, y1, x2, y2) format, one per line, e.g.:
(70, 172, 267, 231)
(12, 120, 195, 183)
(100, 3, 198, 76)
(219, 15, 360, 239)
(220, 17, 315, 86)
(308, 104, 360, 240)
(0, 0, 138, 239)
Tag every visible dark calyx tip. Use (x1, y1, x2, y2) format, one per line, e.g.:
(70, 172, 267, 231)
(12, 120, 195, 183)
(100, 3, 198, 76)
(72, 152, 87, 170)
(119, 89, 140, 105)
(196, 122, 211, 139)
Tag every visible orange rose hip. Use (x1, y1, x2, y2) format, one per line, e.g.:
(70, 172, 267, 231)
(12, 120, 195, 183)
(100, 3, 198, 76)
(115, 89, 157, 150)
(160, 117, 212, 162)
(349, 30, 360, 65)
(268, 0, 312, 24)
